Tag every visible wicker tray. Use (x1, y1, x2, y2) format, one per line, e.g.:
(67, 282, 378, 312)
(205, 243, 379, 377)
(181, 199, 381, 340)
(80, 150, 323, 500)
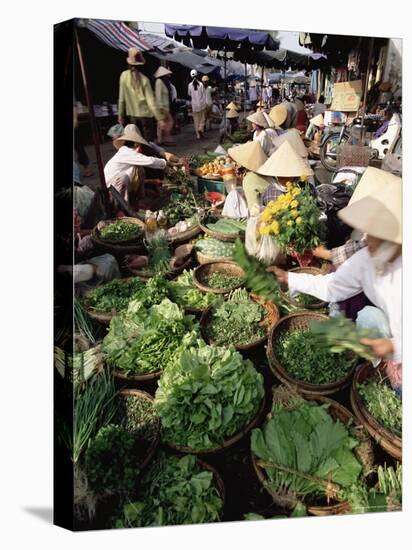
(252, 388, 374, 516)
(166, 395, 265, 455)
(200, 294, 280, 352)
(126, 255, 192, 281)
(266, 312, 357, 396)
(118, 389, 160, 473)
(280, 267, 328, 310)
(350, 363, 402, 461)
(193, 261, 245, 294)
(113, 368, 161, 386)
(167, 224, 202, 245)
(82, 277, 138, 326)
(199, 218, 245, 243)
(91, 217, 145, 246)
(195, 251, 234, 265)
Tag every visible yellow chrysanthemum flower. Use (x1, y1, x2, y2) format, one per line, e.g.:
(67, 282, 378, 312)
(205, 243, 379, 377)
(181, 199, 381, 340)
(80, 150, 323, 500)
(300, 175, 308, 182)
(286, 181, 293, 190)
(296, 216, 303, 224)
(287, 220, 294, 226)
(290, 209, 299, 218)
(292, 187, 301, 197)
(270, 220, 279, 235)
(259, 224, 271, 236)
(260, 209, 273, 223)
(290, 200, 299, 208)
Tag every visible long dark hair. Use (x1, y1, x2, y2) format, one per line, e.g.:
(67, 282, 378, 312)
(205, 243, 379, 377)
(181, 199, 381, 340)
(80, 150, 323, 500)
(192, 77, 200, 91)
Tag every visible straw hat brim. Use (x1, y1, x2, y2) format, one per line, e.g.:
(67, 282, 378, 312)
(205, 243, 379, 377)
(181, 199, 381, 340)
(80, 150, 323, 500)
(246, 112, 268, 128)
(269, 105, 288, 127)
(257, 140, 313, 177)
(114, 131, 150, 150)
(155, 67, 172, 78)
(272, 129, 308, 158)
(348, 167, 401, 206)
(228, 141, 268, 173)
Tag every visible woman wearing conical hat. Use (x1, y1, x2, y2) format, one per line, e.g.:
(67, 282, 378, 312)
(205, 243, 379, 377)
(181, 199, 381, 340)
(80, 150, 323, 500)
(268, 171, 402, 393)
(154, 66, 174, 146)
(246, 111, 274, 156)
(227, 141, 269, 213)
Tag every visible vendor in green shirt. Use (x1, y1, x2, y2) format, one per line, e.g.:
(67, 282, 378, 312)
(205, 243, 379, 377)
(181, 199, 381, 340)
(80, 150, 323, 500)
(117, 47, 166, 142)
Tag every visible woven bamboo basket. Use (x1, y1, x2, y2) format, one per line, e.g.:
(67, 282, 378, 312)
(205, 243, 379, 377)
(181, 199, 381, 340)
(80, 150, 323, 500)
(280, 267, 328, 310)
(113, 368, 161, 386)
(195, 251, 234, 265)
(82, 277, 138, 326)
(199, 218, 245, 243)
(266, 313, 357, 396)
(251, 387, 374, 516)
(166, 394, 265, 455)
(118, 389, 160, 473)
(193, 261, 245, 294)
(167, 224, 202, 245)
(350, 363, 402, 461)
(91, 217, 145, 247)
(200, 295, 280, 352)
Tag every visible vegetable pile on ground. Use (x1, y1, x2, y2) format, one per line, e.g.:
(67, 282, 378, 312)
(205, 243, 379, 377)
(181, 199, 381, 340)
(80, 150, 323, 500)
(310, 315, 379, 362)
(189, 152, 219, 169)
(113, 453, 223, 528)
(142, 234, 172, 274)
(195, 237, 235, 258)
(204, 272, 244, 289)
(357, 380, 402, 436)
(99, 220, 141, 241)
(206, 289, 267, 347)
(167, 269, 219, 310)
(83, 278, 144, 314)
(274, 328, 354, 385)
(155, 343, 264, 451)
(251, 393, 364, 510)
(163, 190, 205, 227)
(204, 217, 247, 235)
(102, 299, 199, 376)
(233, 240, 281, 304)
(290, 292, 322, 307)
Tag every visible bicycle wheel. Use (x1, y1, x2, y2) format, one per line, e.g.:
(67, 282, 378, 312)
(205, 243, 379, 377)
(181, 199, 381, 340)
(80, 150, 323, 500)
(320, 131, 350, 172)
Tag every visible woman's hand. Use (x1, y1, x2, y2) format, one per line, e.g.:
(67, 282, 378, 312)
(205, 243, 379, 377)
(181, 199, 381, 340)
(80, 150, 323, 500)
(164, 152, 181, 165)
(313, 245, 331, 261)
(118, 115, 125, 126)
(266, 266, 289, 285)
(360, 338, 394, 359)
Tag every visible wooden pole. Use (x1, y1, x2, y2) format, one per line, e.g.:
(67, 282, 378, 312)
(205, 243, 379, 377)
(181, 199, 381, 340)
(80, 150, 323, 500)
(74, 28, 111, 208)
(223, 46, 227, 135)
(360, 37, 374, 143)
(244, 62, 248, 117)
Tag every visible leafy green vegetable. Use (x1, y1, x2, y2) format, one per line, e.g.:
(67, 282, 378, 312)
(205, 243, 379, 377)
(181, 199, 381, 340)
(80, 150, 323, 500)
(83, 278, 145, 313)
(204, 272, 244, 289)
(102, 299, 199, 375)
(167, 269, 219, 309)
(99, 220, 141, 241)
(292, 292, 321, 307)
(206, 218, 247, 234)
(155, 343, 264, 451)
(310, 315, 379, 362)
(233, 240, 281, 304)
(74, 298, 96, 343)
(85, 424, 135, 495)
(113, 453, 223, 527)
(195, 237, 235, 258)
(358, 381, 402, 436)
(251, 398, 363, 507)
(275, 329, 354, 384)
(144, 234, 172, 274)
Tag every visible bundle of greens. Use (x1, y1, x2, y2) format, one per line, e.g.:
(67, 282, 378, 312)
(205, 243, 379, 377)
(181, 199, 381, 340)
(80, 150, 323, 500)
(136, 275, 170, 308)
(59, 372, 118, 463)
(205, 218, 247, 235)
(113, 453, 223, 528)
(274, 328, 354, 385)
(195, 237, 235, 258)
(291, 292, 321, 307)
(167, 269, 219, 310)
(310, 315, 380, 362)
(206, 289, 266, 347)
(358, 381, 402, 436)
(99, 220, 141, 241)
(163, 190, 204, 227)
(143, 234, 172, 274)
(251, 397, 363, 508)
(54, 346, 103, 385)
(102, 299, 199, 376)
(233, 240, 281, 304)
(74, 298, 96, 343)
(204, 272, 244, 289)
(85, 424, 135, 495)
(155, 343, 264, 451)
(83, 278, 144, 314)
(189, 152, 218, 169)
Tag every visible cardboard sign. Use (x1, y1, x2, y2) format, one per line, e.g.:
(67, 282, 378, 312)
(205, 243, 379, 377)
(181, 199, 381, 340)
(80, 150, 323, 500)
(330, 80, 363, 112)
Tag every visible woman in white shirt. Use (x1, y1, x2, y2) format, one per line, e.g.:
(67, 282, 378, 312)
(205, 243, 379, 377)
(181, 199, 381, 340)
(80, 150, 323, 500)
(104, 124, 167, 201)
(267, 177, 402, 390)
(188, 70, 207, 139)
(246, 111, 275, 156)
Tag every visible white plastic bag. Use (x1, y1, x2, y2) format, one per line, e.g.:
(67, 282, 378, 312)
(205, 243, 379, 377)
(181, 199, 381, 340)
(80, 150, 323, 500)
(245, 217, 282, 265)
(222, 189, 248, 218)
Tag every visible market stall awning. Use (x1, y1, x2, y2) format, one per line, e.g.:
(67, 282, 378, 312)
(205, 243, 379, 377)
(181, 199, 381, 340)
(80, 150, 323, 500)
(84, 19, 152, 52)
(152, 47, 222, 75)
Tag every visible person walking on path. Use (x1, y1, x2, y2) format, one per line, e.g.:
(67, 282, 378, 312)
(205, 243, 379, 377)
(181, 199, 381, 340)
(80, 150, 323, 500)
(117, 47, 166, 142)
(154, 66, 175, 145)
(202, 75, 213, 131)
(188, 70, 207, 139)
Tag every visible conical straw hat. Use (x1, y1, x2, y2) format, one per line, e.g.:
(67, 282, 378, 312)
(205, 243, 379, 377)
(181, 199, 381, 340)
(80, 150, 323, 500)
(113, 124, 149, 149)
(226, 108, 239, 119)
(348, 167, 401, 206)
(257, 140, 313, 177)
(226, 102, 239, 110)
(272, 129, 308, 157)
(246, 111, 268, 128)
(269, 104, 288, 127)
(262, 111, 276, 128)
(154, 66, 172, 78)
(228, 141, 268, 172)
(339, 179, 402, 244)
(310, 114, 324, 127)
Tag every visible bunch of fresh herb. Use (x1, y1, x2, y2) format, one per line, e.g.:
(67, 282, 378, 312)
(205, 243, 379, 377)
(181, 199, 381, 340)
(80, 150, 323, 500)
(144, 234, 172, 274)
(113, 453, 223, 527)
(155, 343, 264, 451)
(275, 328, 354, 384)
(136, 275, 170, 308)
(251, 398, 363, 508)
(99, 220, 141, 241)
(85, 424, 135, 495)
(167, 269, 219, 309)
(205, 272, 244, 289)
(292, 292, 321, 307)
(310, 315, 380, 362)
(83, 278, 144, 314)
(358, 381, 402, 436)
(74, 298, 96, 342)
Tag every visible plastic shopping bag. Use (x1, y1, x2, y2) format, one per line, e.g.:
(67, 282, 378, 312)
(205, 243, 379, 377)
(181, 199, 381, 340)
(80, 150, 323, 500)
(222, 189, 248, 218)
(245, 217, 282, 265)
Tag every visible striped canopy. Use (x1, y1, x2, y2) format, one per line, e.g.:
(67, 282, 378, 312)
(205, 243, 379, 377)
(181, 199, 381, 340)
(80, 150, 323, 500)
(85, 19, 152, 52)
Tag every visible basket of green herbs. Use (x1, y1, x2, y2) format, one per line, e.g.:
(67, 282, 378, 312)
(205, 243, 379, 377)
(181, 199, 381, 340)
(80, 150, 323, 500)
(92, 217, 145, 246)
(112, 453, 225, 528)
(251, 386, 374, 516)
(267, 313, 357, 396)
(167, 269, 220, 313)
(193, 261, 245, 294)
(279, 267, 328, 310)
(154, 342, 265, 453)
(201, 289, 280, 351)
(350, 363, 402, 460)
